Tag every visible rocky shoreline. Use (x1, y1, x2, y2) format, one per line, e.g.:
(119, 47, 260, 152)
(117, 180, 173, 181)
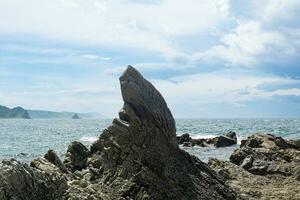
(209, 133, 300, 200)
(0, 66, 299, 200)
(177, 131, 237, 147)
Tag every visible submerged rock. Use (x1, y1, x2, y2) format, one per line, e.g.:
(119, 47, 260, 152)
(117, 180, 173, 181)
(209, 133, 300, 200)
(0, 65, 236, 200)
(72, 113, 80, 119)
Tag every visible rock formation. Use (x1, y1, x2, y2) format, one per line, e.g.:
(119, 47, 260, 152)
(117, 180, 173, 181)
(0, 66, 236, 200)
(72, 113, 80, 119)
(0, 105, 31, 119)
(0, 158, 67, 200)
(177, 131, 237, 147)
(209, 133, 300, 200)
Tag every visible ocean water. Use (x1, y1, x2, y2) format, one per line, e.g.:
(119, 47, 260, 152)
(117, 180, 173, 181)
(0, 118, 299, 163)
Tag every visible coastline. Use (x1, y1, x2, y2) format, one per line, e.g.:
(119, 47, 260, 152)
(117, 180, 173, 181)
(0, 67, 299, 200)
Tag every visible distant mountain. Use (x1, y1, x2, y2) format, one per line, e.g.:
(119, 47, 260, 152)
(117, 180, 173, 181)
(0, 105, 31, 119)
(28, 110, 106, 119)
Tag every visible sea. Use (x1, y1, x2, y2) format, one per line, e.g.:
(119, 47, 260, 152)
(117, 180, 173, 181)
(0, 118, 299, 163)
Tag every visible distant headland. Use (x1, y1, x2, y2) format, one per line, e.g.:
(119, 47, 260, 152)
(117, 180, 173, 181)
(0, 105, 106, 119)
(0, 105, 31, 119)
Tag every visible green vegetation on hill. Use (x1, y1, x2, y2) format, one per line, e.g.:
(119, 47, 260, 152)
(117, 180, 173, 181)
(0, 105, 31, 119)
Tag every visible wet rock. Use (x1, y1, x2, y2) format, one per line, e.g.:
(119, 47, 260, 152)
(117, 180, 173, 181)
(225, 131, 238, 143)
(64, 141, 89, 172)
(177, 133, 191, 144)
(213, 135, 237, 148)
(177, 131, 238, 148)
(182, 141, 192, 147)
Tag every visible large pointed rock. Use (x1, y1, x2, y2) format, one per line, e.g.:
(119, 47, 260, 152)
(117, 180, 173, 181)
(87, 66, 236, 199)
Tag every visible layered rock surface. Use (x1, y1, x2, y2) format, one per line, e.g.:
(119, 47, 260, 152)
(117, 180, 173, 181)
(0, 66, 236, 200)
(209, 133, 300, 200)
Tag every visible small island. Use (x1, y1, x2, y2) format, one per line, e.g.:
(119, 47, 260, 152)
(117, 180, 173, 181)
(71, 113, 80, 119)
(0, 105, 31, 119)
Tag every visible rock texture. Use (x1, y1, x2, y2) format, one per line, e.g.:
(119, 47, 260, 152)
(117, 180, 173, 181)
(64, 141, 89, 172)
(0, 159, 67, 200)
(209, 133, 300, 200)
(0, 66, 236, 200)
(177, 131, 237, 148)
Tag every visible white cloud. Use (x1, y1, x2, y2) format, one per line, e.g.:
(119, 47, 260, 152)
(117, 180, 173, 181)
(262, 0, 300, 22)
(0, 0, 229, 55)
(81, 54, 111, 61)
(192, 21, 295, 66)
(153, 72, 300, 106)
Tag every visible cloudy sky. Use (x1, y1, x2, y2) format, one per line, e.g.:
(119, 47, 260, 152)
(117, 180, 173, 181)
(1, 0, 300, 118)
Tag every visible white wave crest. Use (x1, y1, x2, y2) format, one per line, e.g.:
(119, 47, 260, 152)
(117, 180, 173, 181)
(79, 136, 98, 143)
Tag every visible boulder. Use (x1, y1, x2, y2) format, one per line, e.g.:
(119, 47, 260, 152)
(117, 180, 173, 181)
(213, 135, 237, 148)
(64, 141, 89, 172)
(225, 131, 237, 143)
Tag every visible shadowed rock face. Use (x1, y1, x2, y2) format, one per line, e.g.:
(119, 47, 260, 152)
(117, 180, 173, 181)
(0, 65, 236, 200)
(119, 66, 177, 147)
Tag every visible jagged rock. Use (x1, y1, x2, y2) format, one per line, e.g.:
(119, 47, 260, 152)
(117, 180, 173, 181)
(209, 158, 300, 200)
(177, 131, 237, 148)
(0, 159, 67, 200)
(44, 149, 68, 173)
(230, 133, 300, 176)
(225, 131, 238, 143)
(210, 133, 300, 199)
(64, 141, 89, 172)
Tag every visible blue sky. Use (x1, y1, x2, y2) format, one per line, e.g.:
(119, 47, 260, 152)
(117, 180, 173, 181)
(0, 0, 300, 118)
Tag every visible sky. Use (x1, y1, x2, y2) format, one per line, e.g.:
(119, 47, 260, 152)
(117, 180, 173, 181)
(0, 0, 300, 118)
